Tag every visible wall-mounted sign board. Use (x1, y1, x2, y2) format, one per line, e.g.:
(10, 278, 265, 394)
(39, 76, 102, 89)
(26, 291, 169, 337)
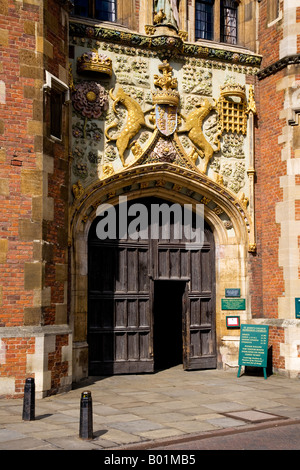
(225, 288, 240, 298)
(237, 324, 269, 379)
(226, 316, 240, 328)
(295, 298, 300, 319)
(222, 298, 245, 310)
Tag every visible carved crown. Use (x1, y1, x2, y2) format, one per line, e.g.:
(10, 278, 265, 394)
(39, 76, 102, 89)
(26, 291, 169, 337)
(152, 89, 180, 107)
(220, 82, 246, 100)
(77, 50, 112, 77)
(152, 61, 179, 107)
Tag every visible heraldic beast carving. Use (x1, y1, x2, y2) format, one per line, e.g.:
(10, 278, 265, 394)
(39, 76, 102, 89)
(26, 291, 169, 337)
(179, 99, 221, 174)
(105, 87, 148, 167)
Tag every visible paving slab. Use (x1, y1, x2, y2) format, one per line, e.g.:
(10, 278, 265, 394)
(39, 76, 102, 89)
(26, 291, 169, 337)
(137, 428, 186, 440)
(44, 436, 104, 450)
(225, 410, 283, 422)
(95, 413, 141, 424)
(0, 429, 26, 443)
(0, 367, 300, 450)
(0, 438, 58, 450)
(206, 416, 248, 428)
(167, 420, 220, 433)
(203, 401, 248, 412)
(98, 428, 143, 445)
(109, 419, 164, 433)
(262, 406, 300, 419)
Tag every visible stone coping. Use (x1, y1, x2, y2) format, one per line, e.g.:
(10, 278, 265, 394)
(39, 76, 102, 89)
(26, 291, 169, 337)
(0, 325, 72, 337)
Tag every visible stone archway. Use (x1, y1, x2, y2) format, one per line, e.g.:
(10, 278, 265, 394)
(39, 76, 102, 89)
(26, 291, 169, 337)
(70, 164, 253, 382)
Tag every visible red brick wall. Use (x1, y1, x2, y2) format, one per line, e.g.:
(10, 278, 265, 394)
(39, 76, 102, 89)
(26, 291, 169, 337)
(250, 1, 286, 319)
(48, 334, 69, 395)
(0, 0, 70, 396)
(297, 7, 300, 54)
(0, 1, 40, 328)
(42, 0, 70, 327)
(251, 73, 286, 319)
(258, 0, 283, 69)
(0, 337, 35, 397)
(269, 326, 285, 371)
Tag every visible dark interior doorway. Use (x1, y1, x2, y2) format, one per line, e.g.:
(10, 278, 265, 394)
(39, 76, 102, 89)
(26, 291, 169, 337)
(153, 280, 186, 370)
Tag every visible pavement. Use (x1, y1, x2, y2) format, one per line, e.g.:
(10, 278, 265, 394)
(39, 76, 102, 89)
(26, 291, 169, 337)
(0, 365, 300, 451)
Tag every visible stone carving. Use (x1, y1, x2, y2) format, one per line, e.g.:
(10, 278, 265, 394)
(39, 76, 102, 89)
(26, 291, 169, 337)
(154, 0, 179, 28)
(246, 85, 257, 115)
(153, 9, 166, 25)
(182, 61, 212, 96)
(70, 22, 262, 68)
(222, 134, 245, 159)
(73, 162, 88, 180)
(224, 220, 233, 230)
(72, 81, 109, 119)
(115, 56, 150, 87)
(240, 192, 249, 208)
(72, 120, 103, 141)
(217, 78, 247, 135)
(77, 50, 112, 77)
(105, 87, 147, 166)
(103, 164, 114, 177)
(218, 161, 245, 193)
(104, 144, 118, 162)
(72, 181, 84, 199)
(150, 139, 177, 163)
(179, 99, 221, 173)
(72, 81, 108, 138)
(152, 61, 179, 108)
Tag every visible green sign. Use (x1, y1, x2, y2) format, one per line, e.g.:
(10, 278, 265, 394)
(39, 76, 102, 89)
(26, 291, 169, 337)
(295, 298, 300, 319)
(222, 298, 245, 310)
(238, 324, 269, 379)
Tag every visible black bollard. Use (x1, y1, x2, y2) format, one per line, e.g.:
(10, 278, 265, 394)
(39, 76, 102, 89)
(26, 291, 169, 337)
(79, 390, 93, 440)
(22, 377, 35, 421)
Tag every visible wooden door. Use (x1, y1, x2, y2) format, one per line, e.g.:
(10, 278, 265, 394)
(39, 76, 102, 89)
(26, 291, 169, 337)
(153, 213, 216, 371)
(88, 197, 216, 374)
(184, 227, 216, 370)
(88, 202, 153, 375)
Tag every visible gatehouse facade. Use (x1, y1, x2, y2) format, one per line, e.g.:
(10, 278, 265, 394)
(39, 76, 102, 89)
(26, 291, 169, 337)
(0, 0, 299, 397)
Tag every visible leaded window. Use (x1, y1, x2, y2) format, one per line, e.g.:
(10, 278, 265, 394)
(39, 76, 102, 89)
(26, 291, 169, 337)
(220, 0, 238, 44)
(195, 0, 214, 40)
(72, 0, 116, 22)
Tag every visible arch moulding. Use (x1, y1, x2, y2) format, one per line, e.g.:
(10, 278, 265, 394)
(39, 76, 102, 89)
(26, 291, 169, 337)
(69, 163, 255, 382)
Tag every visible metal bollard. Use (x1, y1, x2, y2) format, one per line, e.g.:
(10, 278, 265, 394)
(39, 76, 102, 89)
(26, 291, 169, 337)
(79, 390, 93, 440)
(22, 377, 35, 421)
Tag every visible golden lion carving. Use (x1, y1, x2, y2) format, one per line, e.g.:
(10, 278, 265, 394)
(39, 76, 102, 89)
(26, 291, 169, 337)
(180, 99, 221, 173)
(105, 87, 146, 167)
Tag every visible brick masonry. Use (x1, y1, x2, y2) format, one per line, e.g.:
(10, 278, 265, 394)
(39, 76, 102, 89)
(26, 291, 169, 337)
(0, 0, 72, 397)
(250, 0, 300, 376)
(1, 0, 300, 397)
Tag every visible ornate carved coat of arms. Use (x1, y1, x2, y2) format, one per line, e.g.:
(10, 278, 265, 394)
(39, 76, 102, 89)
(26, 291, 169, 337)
(152, 61, 179, 137)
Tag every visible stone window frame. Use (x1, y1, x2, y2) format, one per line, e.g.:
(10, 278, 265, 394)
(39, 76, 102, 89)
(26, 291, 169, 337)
(195, 0, 215, 41)
(267, 0, 282, 27)
(192, 0, 241, 45)
(71, 0, 138, 29)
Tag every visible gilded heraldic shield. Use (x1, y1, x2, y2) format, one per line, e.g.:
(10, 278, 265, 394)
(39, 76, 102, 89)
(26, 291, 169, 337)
(155, 104, 178, 136)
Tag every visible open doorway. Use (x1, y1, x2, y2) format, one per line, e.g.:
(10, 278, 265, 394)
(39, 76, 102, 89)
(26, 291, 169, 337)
(153, 280, 186, 370)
